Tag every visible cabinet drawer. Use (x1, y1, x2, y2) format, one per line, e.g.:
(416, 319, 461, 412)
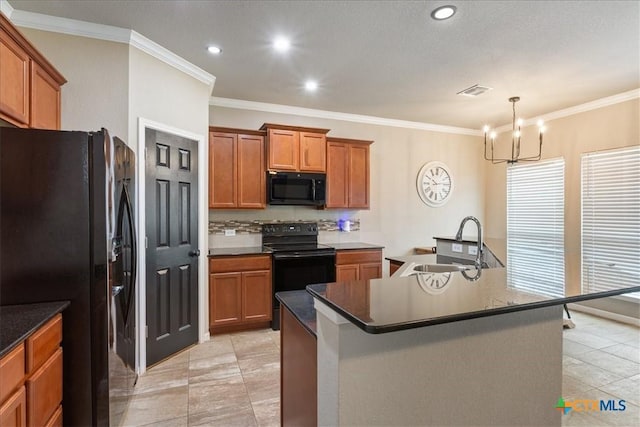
(26, 347, 62, 427)
(210, 255, 271, 273)
(26, 314, 62, 374)
(0, 344, 25, 403)
(336, 249, 381, 265)
(0, 385, 26, 427)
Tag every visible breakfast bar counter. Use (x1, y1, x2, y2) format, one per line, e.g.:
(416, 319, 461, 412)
(304, 263, 638, 426)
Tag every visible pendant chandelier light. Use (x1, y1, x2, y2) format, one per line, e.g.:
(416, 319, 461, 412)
(483, 97, 546, 164)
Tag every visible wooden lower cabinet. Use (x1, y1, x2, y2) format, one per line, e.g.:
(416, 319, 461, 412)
(335, 249, 382, 282)
(280, 306, 317, 427)
(0, 314, 63, 427)
(209, 255, 272, 334)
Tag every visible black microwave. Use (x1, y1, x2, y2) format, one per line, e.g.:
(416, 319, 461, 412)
(267, 171, 326, 206)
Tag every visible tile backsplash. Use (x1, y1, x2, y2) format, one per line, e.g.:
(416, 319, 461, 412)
(209, 218, 360, 234)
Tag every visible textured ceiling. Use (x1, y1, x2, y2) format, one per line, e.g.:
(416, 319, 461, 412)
(6, 0, 640, 130)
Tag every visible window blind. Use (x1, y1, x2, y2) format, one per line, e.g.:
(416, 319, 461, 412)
(582, 146, 640, 296)
(507, 159, 565, 297)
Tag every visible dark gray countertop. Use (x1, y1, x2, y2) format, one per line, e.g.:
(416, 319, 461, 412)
(0, 301, 70, 357)
(329, 242, 384, 251)
(208, 246, 270, 257)
(307, 265, 640, 334)
(276, 290, 317, 337)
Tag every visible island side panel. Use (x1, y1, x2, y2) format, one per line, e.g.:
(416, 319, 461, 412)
(315, 301, 562, 427)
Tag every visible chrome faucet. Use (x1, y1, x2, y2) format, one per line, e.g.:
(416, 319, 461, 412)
(455, 216, 483, 268)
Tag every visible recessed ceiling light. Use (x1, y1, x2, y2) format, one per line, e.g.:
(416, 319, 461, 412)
(431, 5, 457, 20)
(305, 80, 318, 92)
(207, 45, 222, 54)
(273, 36, 291, 52)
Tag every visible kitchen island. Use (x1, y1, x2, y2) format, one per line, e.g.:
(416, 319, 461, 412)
(293, 253, 639, 426)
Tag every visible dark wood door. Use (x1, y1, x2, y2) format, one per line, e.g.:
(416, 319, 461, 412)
(145, 128, 199, 366)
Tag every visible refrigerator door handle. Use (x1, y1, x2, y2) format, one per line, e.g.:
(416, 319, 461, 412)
(112, 284, 124, 297)
(122, 184, 137, 327)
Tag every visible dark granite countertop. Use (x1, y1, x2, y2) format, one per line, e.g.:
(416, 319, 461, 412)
(0, 301, 70, 357)
(276, 290, 317, 337)
(307, 266, 640, 334)
(208, 246, 270, 257)
(327, 242, 384, 251)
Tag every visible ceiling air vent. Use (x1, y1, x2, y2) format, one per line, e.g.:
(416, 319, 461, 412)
(457, 84, 493, 97)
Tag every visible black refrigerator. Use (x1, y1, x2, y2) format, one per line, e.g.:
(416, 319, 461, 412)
(0, 127, 138, 426)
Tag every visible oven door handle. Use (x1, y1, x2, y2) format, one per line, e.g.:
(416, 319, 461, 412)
(272, 251, 336, 260)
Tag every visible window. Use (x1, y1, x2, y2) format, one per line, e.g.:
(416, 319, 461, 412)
(582, 146, 640, 297)
(507, 159, 565, 297)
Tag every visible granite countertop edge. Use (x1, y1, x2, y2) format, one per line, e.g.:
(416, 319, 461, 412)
(0, 301, 70, 358)
(276, 290, 317, 337)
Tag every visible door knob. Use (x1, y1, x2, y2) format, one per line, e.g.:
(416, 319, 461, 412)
(188, 249, 201, 257)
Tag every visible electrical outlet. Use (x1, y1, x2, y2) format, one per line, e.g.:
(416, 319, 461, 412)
(452, 243, 463, 253)
(224, 229, 236, 236)
(468, 245, 478, 255)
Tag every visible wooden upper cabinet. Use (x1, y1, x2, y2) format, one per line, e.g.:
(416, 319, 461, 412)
(348, 143, 370, 208)
(0, 28, 30, 127)
(299, 132, 326, 172)
(266, 128, 299, 171)
(326, 137, 373, 209)
(0, 13, 66, 129)
(261, 123, 329, 172)
(209, 127, 265, 209)
(209, 132, 237, 208)
(30, 62, 61, 130)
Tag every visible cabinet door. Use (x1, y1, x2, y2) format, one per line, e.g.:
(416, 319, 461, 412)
(30, 62, 61, 130)
(359, 263, 382, 280)
(326, 142, 348, 208)
(242, 270, 272, 322)
(267, 129, 299, 171)
(0, 386, 26, 427)
(209, 132, 237, 208)
(336, 264, 359, 282)
(348, 144, 370, 208)
(299, 132, 326, 172)
(237, 134, 265, 208)
(26, 347, 62, 427)
(209, 272, 242, 327)
(0, 30, 30, 127)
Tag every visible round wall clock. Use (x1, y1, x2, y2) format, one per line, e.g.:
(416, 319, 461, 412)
(416, 161, 454, 207)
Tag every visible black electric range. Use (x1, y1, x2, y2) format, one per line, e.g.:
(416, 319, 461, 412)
(262, 222, 336, 329)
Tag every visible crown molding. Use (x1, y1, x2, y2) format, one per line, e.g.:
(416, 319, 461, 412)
(209, 97, 481, 136)
(7, 8, 216, 88)
(494, 88, 640, 133)
(0, 0, 14, 18)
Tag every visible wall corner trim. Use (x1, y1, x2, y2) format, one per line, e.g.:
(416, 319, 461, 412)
(8, 8, 216, 89)
(0, 0, 14, 18)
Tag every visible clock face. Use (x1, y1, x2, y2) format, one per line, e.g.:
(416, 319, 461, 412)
(416, 272, 452, 294)
(416, 161, 454, 207)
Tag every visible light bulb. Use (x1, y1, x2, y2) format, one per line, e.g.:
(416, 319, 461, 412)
(490, 131, 497, 140)
(540, 126, 546, 134)
(483, 125, 490, 133)
(514, 130, 521, 138)
(305, 80, 318, 92)
(517, 118, 524, 127)
(207, 46, 221, 54)
(273, 36, 290, 52)
(537, 119, 544, 128)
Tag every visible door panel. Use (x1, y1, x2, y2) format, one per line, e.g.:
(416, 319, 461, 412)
(210, 273, 242, 325)
(242, 270, 271, 321)
(360, 263, 382, 280)
(336, 264, 359, 282)
(237, 134, 265, 208)
(299, 132, 326, 172)
(326, 142, 348, 208)
(146, 128, 199, 366)
(209, 132, 237, 208)
(348, 144, 369, 208)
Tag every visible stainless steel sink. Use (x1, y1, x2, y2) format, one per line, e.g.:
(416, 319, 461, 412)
(412, 264, 471, 273)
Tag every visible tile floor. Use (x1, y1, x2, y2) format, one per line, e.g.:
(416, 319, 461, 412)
(122, 311, 639, 426)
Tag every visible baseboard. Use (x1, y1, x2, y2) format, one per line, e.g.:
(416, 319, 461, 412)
(567, 303, 640, 327)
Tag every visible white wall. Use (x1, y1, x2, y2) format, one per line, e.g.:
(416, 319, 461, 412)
(21, 28, 129, 139)
(209, 107, 485, 264)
